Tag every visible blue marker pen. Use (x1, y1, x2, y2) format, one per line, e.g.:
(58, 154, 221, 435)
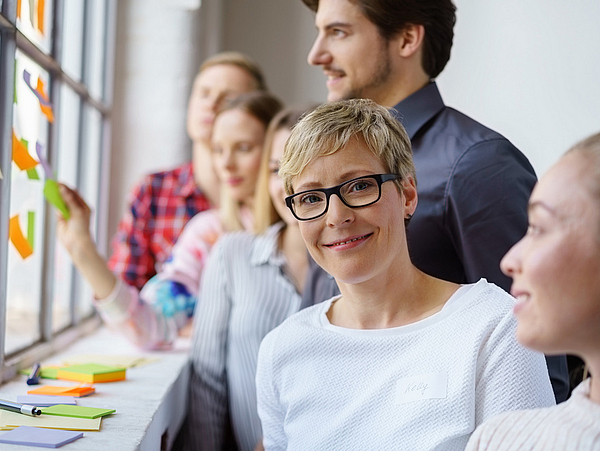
(26, 363, 41, 385)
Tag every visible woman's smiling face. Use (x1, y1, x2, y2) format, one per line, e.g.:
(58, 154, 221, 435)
(292, 136, 417, 286)
(501, 152, 600, 356)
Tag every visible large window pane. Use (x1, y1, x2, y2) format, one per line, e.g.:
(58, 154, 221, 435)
(52, 84, 81, 333)
(6, 52, 52, 354)
(74, 104, 102, 320)
(61, 0, 84, 81)
(16, 0, 54, 54)
(85, 0, 107, 100)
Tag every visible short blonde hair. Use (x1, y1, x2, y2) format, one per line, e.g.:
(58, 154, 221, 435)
(279, 99, 416, 195)
(199, 51, 267, 91)
(253, 106, 318, 234)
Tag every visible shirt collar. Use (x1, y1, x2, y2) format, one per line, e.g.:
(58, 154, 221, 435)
(389, 81, 446, 139)
(250, 221, 286, 267)
(175, 162, 203, 198)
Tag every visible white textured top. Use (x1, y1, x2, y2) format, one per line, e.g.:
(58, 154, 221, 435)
(256, 279, 555, 451)
(466, 378, 600, 451)
(188, 223, 302, 451)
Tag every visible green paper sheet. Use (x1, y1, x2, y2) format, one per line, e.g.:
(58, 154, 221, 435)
(26, 167, 40, 180)
(43, 179, 70, 219)
(27, 211, 35, 248)
(41, 404, 115, 419)
(20, 365, 60, 379)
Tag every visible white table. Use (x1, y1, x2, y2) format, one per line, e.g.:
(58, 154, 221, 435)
(0, 327, 191, 450)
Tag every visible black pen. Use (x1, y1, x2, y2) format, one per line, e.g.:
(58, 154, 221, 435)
(0, 399, 42, 416)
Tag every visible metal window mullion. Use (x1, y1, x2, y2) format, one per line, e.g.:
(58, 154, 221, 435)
(38, 0, 66, 344)
(0, 19, 17, 382)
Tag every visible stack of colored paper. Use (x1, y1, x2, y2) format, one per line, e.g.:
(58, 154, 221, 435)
(57, 364, 126, 383)
(28, 385, 96, 397)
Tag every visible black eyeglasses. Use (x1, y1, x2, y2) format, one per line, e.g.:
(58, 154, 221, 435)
(285, 173, 400, 221)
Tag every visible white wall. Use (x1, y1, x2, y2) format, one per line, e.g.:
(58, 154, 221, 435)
(436, 0, 600, 176)
(221, 0, 327, 105)
(108, 0, 206, 242)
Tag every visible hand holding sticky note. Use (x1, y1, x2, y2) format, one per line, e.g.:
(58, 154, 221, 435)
(44, 179, 70, 220)
(35, 142, 70, 220)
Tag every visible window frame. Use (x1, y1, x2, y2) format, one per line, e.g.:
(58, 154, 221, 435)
(0, 0, 116, 383)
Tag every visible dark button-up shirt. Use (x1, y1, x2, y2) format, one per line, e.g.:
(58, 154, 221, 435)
(302, 82, 569, 402)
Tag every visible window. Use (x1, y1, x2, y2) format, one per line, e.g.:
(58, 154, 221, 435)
(0, 0, 116, 381)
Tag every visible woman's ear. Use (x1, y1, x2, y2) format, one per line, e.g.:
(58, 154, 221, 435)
(401, 176, 418, 216)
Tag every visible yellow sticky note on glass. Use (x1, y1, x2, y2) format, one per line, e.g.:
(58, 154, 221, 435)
(42, 405, 115, 419)
(43, 179, 70, 219)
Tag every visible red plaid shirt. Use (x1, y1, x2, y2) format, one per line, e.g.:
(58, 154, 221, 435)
(107, 162, 211, 291)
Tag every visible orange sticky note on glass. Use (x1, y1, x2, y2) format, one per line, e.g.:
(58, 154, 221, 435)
(27, 385, 95, 398)
(12, 132, 38, 171)
(37, 0, 45, 34)
(9, 215, 33, 259)
(36, 79, 54, 122)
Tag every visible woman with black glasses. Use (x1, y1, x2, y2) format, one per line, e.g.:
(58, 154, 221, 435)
(256, 99, 555, 451)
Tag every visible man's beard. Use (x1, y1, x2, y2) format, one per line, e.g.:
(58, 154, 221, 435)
(343, 41, 392, 102)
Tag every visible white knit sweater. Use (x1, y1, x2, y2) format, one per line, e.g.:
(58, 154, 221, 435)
(466, 378, 600, 451)
(256, 279, 555, 451)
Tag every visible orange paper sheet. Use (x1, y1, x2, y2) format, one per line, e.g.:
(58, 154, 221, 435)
(17, 0, 22, 19)
(27, 384, 95, 398)
(9, 215, 33, 259)
(12, 132, 38, 171)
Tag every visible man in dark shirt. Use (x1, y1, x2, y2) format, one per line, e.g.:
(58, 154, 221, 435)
(300, 0, 569, 402)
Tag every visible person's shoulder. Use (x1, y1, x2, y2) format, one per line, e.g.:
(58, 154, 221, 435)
(469, 404, 562, 449)
(130, 162, 191, 197)
(210, 229, 258, 258)
(437, 107, 510, 146)
(144, 162, 191, 182)
(451, 279, 516, 322)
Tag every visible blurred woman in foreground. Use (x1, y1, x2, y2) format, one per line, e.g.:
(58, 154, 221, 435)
(466, 132, 600, 450)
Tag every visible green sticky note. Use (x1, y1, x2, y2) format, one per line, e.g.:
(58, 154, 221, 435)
(26, 167, 40, 180)
(43, 179, 70, 219)
(27, 211, 35, 248)
(41, 405, 116, 419)
(19, 366, 60, 379)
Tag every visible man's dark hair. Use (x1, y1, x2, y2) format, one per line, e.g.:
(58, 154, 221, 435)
(302, 0, 456, 79)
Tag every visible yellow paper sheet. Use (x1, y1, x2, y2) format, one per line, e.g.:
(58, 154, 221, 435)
(0, 410, 101, 431)
(9, 215, 33, 259)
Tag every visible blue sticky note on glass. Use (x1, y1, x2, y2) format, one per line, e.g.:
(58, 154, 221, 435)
(0, 425, 83, 448)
